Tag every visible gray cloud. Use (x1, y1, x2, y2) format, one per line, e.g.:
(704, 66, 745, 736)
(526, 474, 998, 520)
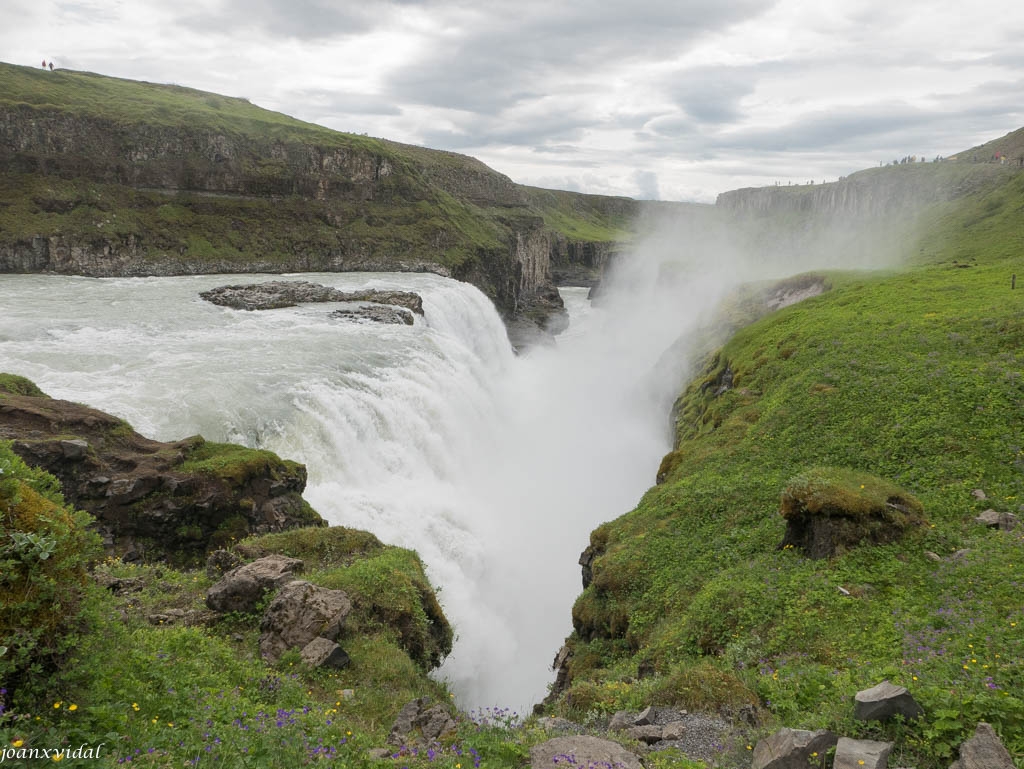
(666, 66, 758, 124)
(633, 170, 661, 200)
(178, 0, 379, 40)
(385, 0, 775, 114)
(291, 89, 403, 116)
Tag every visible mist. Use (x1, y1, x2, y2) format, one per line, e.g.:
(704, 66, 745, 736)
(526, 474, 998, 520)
(439, 189, 923, 710)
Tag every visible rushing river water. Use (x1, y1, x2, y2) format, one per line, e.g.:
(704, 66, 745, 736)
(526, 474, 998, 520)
(0, 262, 723, 710)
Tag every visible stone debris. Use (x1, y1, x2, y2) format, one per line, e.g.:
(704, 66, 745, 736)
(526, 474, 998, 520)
(752, 728, 838, 769)
(206, 554, 305, 613)
(299, 637, 350, 669)
(530, 735, 643, 769)
(387, 698, 457, 746)
(258, 580, 352, 663)
(974, 509, 1019, 531)
(853, 680, 923, 722)
(833, 737, 892, 769)
(949, 722, 1016, 769)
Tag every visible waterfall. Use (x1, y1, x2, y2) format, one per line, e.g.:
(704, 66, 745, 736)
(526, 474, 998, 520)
(0, 261, 729, 710)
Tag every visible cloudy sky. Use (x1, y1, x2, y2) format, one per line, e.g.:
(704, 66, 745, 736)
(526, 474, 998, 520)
(5, 0, 1023, 201)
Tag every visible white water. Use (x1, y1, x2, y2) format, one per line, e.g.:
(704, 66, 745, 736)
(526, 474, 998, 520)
(0, 254, 740, 710)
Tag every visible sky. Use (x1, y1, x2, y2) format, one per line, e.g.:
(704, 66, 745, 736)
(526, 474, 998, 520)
(4, 0, 1023, 202)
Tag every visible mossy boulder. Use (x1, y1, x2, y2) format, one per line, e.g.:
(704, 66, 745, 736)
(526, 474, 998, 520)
(779, 467, 925, 558)
(235, 527, 453, 671)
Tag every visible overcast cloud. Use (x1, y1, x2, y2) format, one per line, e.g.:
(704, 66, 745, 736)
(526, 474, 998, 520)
(5, 0, 1022, 201)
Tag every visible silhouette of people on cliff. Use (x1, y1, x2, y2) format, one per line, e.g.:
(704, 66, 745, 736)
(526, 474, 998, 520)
(41, 59, 46, 68)
(48, 61, 54, 71)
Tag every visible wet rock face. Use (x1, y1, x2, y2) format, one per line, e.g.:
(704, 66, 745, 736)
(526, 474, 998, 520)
(0, 380, 323, 562)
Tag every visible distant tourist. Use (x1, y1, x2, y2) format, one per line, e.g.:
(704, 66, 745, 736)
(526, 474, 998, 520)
(41, 59, 46, 68)
(48, 61, 53, 71)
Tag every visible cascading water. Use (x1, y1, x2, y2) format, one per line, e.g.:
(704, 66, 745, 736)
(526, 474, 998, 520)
(0, 253, 738, 711)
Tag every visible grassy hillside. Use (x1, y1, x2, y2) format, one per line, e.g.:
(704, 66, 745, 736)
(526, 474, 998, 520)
(0, 62, 636, 322)
(550, 157, 1024, 765)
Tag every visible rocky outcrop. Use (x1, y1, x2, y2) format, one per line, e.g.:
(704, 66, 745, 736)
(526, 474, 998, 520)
(258, 579, 352, 664)
(715, 164, 1010, 218)
(778, 468, 926, 559)
(199, 280, 424, 315)
(0, 65, 639, 342)
(205, 554, 305, 613)
(0, 375, 323, 562)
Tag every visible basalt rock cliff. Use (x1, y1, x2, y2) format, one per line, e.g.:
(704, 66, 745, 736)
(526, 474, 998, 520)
(0, 63, 635, 342)
(0, 374, 323, 563)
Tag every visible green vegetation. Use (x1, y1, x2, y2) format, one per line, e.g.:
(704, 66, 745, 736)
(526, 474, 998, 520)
(0, 61, 635, 316)
(0, 443, 101, 701)
(0, 374, 47, 398)
(553, 162, 1024, 765)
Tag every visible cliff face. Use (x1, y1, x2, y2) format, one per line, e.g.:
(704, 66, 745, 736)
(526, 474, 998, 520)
(0, 64, 639, 339)
(716, 162, 1015, 217)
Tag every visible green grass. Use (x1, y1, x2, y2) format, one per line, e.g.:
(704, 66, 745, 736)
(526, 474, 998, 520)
(0, 60, 637, 300)
(553, 164, 1024, 766)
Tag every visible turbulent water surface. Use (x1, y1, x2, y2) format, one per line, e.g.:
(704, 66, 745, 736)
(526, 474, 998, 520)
(0, 263, 727, 709)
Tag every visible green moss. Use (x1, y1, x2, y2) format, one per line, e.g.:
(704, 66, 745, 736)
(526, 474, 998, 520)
(780, 467, 924, 522)
(179, 439, 299, 485)
(0, 373, 47, 398)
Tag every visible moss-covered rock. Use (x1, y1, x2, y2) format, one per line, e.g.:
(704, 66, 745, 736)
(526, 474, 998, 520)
(0, 375, 324, 563)
(779, 467, 926, 558)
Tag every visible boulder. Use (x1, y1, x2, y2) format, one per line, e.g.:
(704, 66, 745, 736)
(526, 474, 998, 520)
(386, 698, 457, 746)
(258, 580, 352, 663)
(661, 721, 687, 741)
(206, 554, 305, 613)
(752, 728, 838, 769)
(833, 737, 892, 769)
(299, 637, 350, 669)
(0, 381, 323, 562)
(60, 439, 89, 460)
(608, 711, 633, 731)
(530, 736, 643, 769)
(974, 510, 1019, 531)
(853, 680, 923, 721)
(971, 489, 987, 500)
(949, 722, 1015, 769)
(634, 705, 658, 725)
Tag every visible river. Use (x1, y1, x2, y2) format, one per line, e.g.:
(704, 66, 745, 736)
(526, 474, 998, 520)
(0, 259, 726, 710)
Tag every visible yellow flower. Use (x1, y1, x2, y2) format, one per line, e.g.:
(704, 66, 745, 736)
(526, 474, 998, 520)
(152, 718, 158, 724)
(859, 762, 865, 766)
(68, 704, 78, 712)
(912, 676, 918, 681)
(53, 702, 62, 709)
(11, 739, 24, 748)
(52, 754, 64, 762)
(346, 731, 352, 736)
(132, 703, 140, 711)
(811, 753, 818, 757)
(167, 722, 173, 728)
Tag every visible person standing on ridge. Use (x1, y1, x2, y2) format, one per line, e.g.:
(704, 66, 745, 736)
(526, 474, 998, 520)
(48, 61, 54, 70)
(41, 59, 46, 68)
